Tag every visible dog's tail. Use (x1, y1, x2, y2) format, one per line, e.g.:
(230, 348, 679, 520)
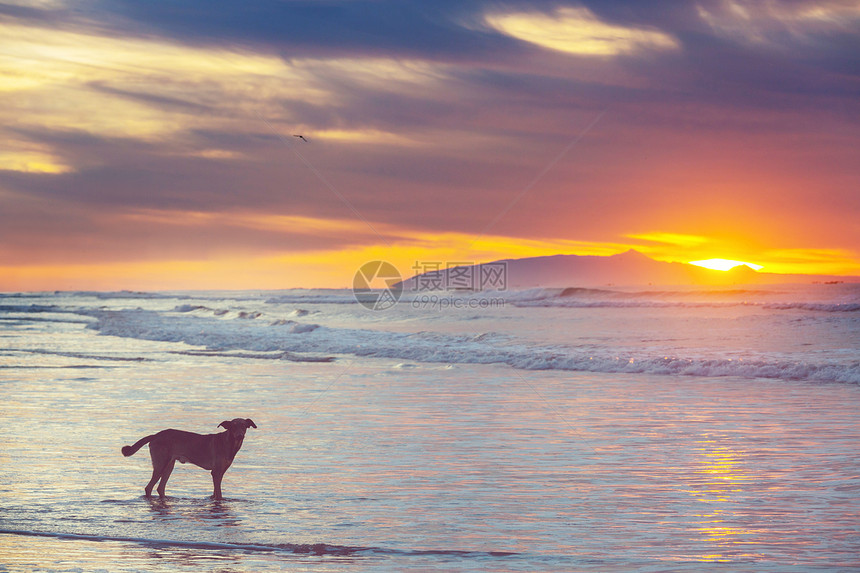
(122, 435, 155, 457)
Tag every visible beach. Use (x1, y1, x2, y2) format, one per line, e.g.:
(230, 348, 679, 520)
(1, 287, 858, 571)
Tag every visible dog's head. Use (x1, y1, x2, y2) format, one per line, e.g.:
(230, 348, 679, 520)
(218, 418, 257, 442)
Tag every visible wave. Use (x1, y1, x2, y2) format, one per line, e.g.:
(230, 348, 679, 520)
(505, 288, 860, 312)
(0, 528, 518, 559)
(0, 304, 63, 313)
(515, 300, 860, 312)
(173, 304, 211, 313)
(70, 290, 189, 301)
(0, 528, 370, 557)
(265, 292, 357, 305)
(269, 320, 319, 333)
(237, 311, 263, 319)
(171, 305, 319, 326)
(0, 364, 108, 369)
(0, 315, 92, 324)
(170, 350, 334, 362)
(763, 302, 860, 312)
(15, 349, 151, 362)
(84, 309, 860, 384)
(11, 288, 856, 314)
(512, 299, 734, 309)
(512, 300, 860, 312)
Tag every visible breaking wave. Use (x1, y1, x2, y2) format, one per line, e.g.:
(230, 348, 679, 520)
(762, 302, 860, 312)
(504, 287, 860, 312)
(83, 308, 860, 384)
(503, 287, 860, 311)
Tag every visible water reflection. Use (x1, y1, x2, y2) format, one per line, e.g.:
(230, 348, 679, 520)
(146, 497, 242, 528)
(685, 435, 761, 561)
(137, 545, 244, 571)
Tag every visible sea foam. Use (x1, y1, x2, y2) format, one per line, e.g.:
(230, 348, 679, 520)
(83, 308, 860, 384)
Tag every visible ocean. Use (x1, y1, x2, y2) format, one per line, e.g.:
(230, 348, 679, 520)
(1, 284, 858, 572)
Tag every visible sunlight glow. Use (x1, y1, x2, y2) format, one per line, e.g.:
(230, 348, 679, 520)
(0, 150, 71, 173)
(689, 259, 763, 272)
(313, 129, 421, 146)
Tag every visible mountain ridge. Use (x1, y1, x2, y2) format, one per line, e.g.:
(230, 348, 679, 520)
(398, 250, 857, 290)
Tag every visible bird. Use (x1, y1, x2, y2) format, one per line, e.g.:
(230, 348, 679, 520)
(293, 134, 308, 142)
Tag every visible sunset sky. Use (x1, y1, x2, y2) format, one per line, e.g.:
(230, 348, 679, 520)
(1, 0, 859, 290)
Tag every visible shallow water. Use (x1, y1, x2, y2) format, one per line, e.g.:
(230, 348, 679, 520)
(1, 289, 859, 571)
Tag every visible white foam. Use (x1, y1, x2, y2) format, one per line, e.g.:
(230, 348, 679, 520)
(84, 308, 860, 384)
(173, 304, 210, 313)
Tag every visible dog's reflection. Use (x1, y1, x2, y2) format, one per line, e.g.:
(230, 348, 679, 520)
(146, 496, 242, 527)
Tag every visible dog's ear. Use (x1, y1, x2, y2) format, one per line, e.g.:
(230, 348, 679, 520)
(245, 419, 257, 429)
(218, 420, 232, 429)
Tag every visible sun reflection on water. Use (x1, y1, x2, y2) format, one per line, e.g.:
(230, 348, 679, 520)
(683, 436, 763, 561)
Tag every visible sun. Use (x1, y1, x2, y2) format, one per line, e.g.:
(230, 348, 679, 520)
(689, 259, 764, 272)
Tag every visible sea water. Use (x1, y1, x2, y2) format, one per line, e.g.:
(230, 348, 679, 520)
(1, 285, 858, 572)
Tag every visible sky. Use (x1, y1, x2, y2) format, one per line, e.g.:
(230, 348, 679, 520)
(1, 0, 859, 290)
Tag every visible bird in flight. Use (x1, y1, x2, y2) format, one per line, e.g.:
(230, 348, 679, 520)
(293, 134, 309, 142)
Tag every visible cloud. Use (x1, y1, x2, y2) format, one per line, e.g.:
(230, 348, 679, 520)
(0, 148, 70, 173)
(0, 197, 406, 266)
(485, 6, 679, 56)
(695, 0, 860, 47)
(0, 19, 325, 144)
(82, 0, 510, 62)
(626, 232, 709, 248)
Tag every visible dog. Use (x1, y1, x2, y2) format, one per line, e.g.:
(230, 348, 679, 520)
(122, 418, 257, 500)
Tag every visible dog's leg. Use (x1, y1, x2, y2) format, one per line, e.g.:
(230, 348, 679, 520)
(146, 446, 170, 498)
(211, 469, 225, 500)
(156, 459, 176, 498)
(145, 455, 166, 498)
(144, 465, 160, 498)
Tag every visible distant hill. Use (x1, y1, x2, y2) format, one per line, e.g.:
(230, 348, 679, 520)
(398, 250, 858, 290)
